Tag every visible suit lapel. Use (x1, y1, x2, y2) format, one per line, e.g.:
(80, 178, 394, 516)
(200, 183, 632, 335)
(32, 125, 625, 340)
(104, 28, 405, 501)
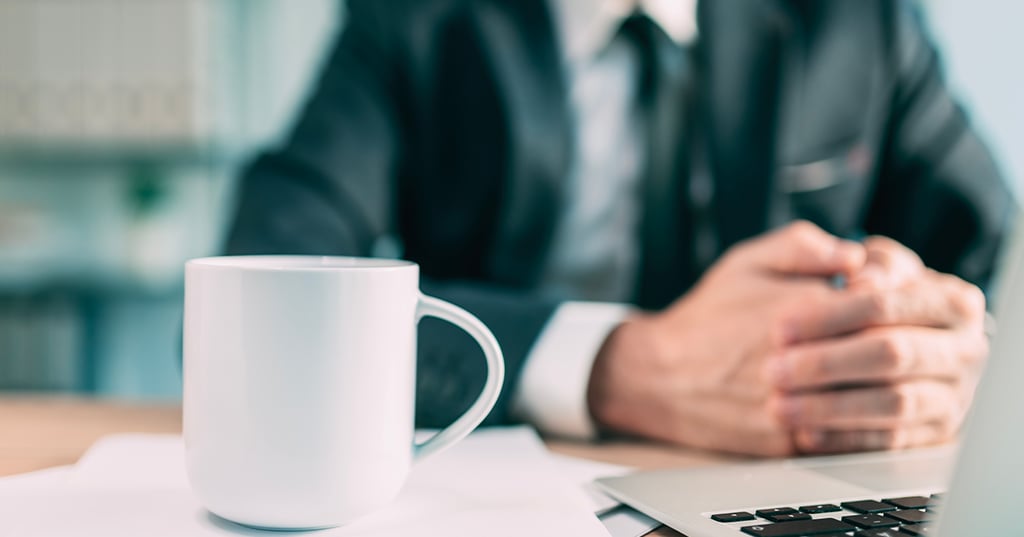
(697, 0, 792, 250)
(471, 0, 572, 286)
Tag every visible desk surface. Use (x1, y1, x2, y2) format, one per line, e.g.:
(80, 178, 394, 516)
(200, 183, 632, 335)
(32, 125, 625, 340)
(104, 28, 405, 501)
(0, 396, 732, 536)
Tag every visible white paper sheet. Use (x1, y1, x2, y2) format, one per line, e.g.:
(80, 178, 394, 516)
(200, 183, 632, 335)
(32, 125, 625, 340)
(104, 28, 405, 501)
(546, 454, 662, 537)
(549, 452, 630, 514)
(599, 506, 663, 537)
(0, 466, 71, 491)
(8, 427, 610, 537)
(0, 466, 73, 534)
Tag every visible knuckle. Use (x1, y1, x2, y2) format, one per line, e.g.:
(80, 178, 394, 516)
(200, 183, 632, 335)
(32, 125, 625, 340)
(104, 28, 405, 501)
(955, 328, 990, 368)
(890, 428, 911, 450)
(922, 410, 961, 447)
(940, 404, 967, 437)
(968, 334, 991, 364)
(952, 281, 987, 319)
(878, 236, 918, 260)
(786, 219, 819, 237)
(872, 383, 921, 426)
(895, 384, 917, 421)
(866, 429, 898, 451)
(881, 385, 913, 421)
(864, 235, 899, 257)
(784, 221, 824, 247)
(932, 415, 954, 440)
(796, 429, 830, 454)
(876, 331, 910, 372)
(885, 430, 901, 450)
(864, 290, 895, 324)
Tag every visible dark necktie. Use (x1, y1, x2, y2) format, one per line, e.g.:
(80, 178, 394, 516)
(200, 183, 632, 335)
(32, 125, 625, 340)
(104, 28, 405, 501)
(619, 13, 693, 309)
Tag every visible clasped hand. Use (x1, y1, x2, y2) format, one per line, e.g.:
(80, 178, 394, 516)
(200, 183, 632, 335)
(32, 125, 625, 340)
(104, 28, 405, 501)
(588, 221, 988, 456)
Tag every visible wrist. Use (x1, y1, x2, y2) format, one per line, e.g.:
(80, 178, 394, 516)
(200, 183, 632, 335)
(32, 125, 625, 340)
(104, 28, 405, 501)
(586, 313, 666, 434)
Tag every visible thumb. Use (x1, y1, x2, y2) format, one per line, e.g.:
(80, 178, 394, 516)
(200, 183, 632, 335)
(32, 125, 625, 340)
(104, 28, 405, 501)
(737, 221, 865, 277)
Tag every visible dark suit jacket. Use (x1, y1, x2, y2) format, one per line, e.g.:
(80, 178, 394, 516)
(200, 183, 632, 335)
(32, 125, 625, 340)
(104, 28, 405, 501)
(225, 0, 1015, 428)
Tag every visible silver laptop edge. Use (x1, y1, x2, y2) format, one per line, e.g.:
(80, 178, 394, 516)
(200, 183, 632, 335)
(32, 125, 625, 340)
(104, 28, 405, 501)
(937, 212, 1024, 536)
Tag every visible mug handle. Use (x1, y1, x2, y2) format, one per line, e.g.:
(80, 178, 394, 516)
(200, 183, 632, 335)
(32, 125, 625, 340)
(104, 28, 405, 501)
(412, 294, 505, 461)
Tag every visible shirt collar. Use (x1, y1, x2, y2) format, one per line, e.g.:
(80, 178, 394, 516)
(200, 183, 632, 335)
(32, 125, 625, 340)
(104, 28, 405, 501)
(552, 0, 698, 63)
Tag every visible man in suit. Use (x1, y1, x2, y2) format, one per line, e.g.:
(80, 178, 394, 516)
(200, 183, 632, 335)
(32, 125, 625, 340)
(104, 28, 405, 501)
(225, 0, 1015, 456)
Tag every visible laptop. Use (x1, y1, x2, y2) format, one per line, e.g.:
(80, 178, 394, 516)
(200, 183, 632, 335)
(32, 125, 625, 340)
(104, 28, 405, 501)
(596, 215, 1024, 537)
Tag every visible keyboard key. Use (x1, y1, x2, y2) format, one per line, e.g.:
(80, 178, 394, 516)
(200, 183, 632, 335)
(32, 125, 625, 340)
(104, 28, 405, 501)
(741, 518, 856, 536)
(842, 500, 898, 514)
(856, 530, 903, 537)
(883, 496, 931, 510)
(711, 511, 755, 523)
(755, 507, 799, 519)
(843, 514, 901, 529)
(763, 512, 812, 523)
(885, 509, 932, 524)
(800, 504, 841, 514)
(900, 525, 937, 536)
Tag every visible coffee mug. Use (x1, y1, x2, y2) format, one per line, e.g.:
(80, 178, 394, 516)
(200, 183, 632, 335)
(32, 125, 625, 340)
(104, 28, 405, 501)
(183, 256, 504, 529)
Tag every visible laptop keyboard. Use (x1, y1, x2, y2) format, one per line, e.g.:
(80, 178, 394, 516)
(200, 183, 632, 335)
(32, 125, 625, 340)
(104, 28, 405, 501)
(709, 494, 941, 536)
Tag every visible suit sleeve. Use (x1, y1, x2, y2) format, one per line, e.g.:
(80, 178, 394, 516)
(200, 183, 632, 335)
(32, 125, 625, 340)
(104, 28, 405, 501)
(223, 1, 559, 428)
(866, 1, 1017, 289)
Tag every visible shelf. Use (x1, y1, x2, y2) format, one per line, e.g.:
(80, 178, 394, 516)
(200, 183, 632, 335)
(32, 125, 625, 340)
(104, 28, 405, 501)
(0, 143, 240, 168)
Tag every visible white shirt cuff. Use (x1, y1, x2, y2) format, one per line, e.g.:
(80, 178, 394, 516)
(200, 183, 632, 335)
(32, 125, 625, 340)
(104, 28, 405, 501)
(513, 301, 633, 440)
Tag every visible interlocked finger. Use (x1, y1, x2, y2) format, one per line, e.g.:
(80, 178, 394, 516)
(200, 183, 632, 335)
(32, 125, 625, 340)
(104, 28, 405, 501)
(793, 419, 961, 455)
(779, 381, 964, 429)
(784, 273, 986, 343)
(772, 326, 987, 391)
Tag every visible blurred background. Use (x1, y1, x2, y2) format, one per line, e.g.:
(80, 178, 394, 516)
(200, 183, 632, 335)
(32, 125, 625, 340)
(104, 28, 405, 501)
(0, 0, 1021, 400)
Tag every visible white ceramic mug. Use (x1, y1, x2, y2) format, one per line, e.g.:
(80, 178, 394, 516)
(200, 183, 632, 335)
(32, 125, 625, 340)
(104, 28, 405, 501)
(183, 255, 504, 529)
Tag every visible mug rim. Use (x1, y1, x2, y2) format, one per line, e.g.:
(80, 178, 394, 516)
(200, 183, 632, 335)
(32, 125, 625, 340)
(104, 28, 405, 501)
(187, 255, 417, 272)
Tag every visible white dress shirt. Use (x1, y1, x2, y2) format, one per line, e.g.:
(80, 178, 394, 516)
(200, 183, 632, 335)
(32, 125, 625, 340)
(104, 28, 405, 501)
(513, 0, 697, 438)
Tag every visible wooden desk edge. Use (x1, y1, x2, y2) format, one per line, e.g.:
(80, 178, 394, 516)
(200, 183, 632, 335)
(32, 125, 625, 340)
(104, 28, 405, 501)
(0, 397, 718, 536)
